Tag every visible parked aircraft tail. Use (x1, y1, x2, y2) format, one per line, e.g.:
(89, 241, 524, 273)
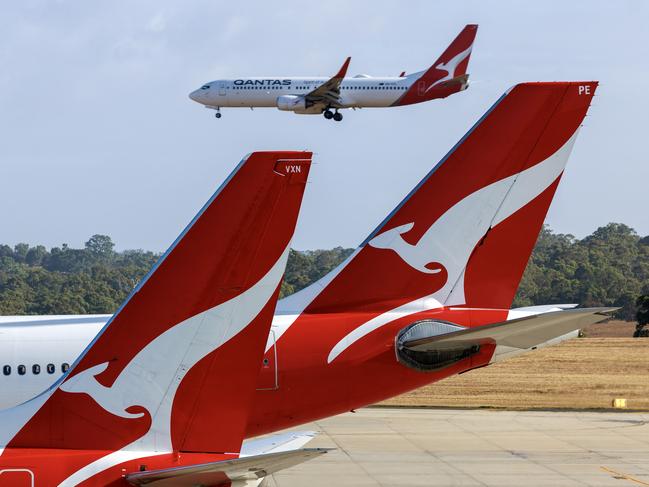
(279, 82, 597, 320)
(0, 151, 312, 484)
(395, 24, 478, 106)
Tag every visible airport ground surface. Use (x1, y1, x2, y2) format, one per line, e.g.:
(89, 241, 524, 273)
(383, 329, 649, 410)
(269, 408, 649, 486)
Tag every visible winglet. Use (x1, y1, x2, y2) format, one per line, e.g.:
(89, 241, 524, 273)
(334, 56, 351, 79)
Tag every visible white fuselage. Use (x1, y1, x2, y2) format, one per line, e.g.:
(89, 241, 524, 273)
(0, 306, 567, 411)
(0, 313, 294, 409)
(0, 315, 107, 407)
(189, 76, 413, 112)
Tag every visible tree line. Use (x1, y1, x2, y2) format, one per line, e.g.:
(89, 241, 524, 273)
(0, 223, 647, 321)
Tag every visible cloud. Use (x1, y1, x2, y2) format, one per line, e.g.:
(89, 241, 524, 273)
(220, 15, 248, 42)
(146, 11, 167, 33)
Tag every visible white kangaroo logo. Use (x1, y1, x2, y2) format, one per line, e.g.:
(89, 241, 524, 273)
(426, 45, 472, 92)
(58, 245, 289, 451)
(55, 245, 291, 486)
(328, 133, 580, 363)
(368, 222, 444, 274)
(60, 362, 144, 419)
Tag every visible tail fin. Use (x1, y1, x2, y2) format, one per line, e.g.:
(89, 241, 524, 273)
(396, 24, 478, 106)
(0, 152, 311, 457)
(280, 82, 597, 320)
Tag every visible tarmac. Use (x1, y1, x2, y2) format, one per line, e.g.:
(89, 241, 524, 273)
(267, 407, 649, 487)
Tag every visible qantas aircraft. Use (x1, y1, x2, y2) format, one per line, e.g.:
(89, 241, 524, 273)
(0, 151, 329, 486)
(189, 24, 478, 121)
(0, 82, 612, 446)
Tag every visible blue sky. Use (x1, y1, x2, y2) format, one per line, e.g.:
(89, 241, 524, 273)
(1, 0, 647, 251)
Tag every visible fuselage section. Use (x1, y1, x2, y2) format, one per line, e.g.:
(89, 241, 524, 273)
(190, 76, 412, 110)
(0, 307, 510, 435)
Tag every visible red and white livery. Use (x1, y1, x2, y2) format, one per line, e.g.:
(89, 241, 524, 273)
(189, 25, 478, 121)
(0, 83, 613, 463)
(0, 152, 326, 486)
(243, 81, 611, 436)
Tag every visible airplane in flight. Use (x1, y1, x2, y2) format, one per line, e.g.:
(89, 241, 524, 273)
(189, 24, 478, 121)
(0, 151, 328, 486)
(0, 82, 610, 445)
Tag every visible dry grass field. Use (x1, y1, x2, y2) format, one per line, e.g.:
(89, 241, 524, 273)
(381, 322, 649, 410)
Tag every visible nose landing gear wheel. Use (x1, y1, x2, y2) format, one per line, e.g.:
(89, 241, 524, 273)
(323, 110, 333, 120)
(215, 112, 222, 119)
(333, 112, 343, 122)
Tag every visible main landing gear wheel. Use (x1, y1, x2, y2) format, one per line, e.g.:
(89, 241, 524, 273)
(333, 112, 343, 122)
(323, 110, 333, 120)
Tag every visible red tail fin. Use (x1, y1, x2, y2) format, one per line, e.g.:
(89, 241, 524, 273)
(0, 152, 311, 461)
(395, 24, 478, 106)
(280, 82, 597, 319)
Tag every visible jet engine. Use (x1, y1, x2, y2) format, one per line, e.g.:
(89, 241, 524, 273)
(276, 95, 307, 112)
(395, 320, 480, 372)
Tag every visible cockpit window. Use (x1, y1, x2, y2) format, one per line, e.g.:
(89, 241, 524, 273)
(200, 85, 210, 90)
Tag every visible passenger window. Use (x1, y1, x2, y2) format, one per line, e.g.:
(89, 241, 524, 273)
(61, 363, 70, 373)
(18, 365, 26, 375)
(47, 363, 55, 374)
(32, 364, 40, 375)
(2, 365, 10, 376)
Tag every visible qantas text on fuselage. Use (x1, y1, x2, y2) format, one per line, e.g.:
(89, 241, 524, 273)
(189, 25, 478, 121)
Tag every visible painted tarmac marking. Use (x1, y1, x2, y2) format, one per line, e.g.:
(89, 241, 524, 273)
(601, 466, 649, 486)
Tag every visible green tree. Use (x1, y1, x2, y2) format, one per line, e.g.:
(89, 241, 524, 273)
(0, 225, 647, 318)
(515, 223, 647, 320)
(13, 243, 29, 262)
(85, 234, 115, 259)
(635, 295, 649, 337)
(25, 245, 47, 266)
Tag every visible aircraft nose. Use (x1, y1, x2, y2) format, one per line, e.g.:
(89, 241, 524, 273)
(189, 89, 203, 103)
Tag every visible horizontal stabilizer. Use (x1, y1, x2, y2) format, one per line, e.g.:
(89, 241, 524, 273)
(435, 73, 469, 90)
(403, 308, 617, 352)
(125, 448, 331, 486)
(241, 431, 318, 456)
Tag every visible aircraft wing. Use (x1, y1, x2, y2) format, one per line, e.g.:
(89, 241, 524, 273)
(304, 57, 351, 108)
(125, 448, 330, 486)
(403, 307, 617, 353)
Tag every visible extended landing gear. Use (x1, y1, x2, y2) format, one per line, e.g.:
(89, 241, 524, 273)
(214, 107, 222, 119)
(323, 109, 343, 122)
